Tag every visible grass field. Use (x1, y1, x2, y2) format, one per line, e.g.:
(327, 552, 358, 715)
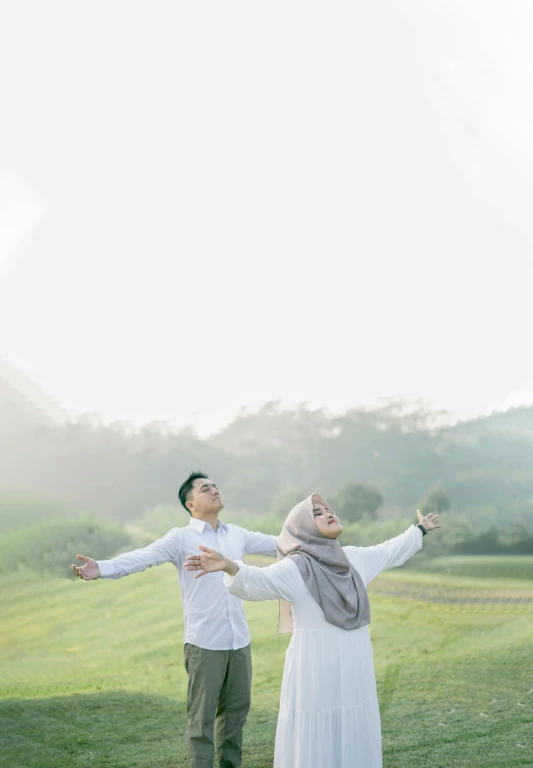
(1, 557, 533, 768)
(404, 555, 533, 582)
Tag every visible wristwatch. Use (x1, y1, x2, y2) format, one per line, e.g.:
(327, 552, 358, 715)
(416, 523, 427, 536)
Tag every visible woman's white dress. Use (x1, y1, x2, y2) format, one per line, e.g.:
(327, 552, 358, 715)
(224, 525, 423, 768)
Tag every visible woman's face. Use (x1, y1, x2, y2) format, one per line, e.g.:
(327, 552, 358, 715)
(312, 494, 343, 539)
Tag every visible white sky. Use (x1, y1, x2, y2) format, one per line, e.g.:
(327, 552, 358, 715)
(1, 1, 533, 437)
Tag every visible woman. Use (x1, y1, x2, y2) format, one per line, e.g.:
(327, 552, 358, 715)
(184, 493, 441, 768)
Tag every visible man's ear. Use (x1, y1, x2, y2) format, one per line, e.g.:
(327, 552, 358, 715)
(186, 499, 195, 515)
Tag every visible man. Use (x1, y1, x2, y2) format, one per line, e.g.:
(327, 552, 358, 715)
(72, 471, 278, 768)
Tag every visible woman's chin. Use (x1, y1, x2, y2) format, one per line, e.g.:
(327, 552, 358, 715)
(329, 524, 343, 539)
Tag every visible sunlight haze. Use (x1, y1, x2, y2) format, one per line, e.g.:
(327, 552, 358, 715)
(1, 1, 532, 437)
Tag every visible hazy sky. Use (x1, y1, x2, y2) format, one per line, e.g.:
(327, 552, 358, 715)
(1, 1, 532, 436)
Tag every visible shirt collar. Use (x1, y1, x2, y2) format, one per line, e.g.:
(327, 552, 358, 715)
(188, 517, 228, 534)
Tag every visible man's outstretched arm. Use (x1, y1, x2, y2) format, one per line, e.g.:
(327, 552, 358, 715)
(243, 529, 278, 556)
(72, 528, 182, 581)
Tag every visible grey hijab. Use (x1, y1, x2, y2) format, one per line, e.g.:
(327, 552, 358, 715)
(277, 493, 371, 633)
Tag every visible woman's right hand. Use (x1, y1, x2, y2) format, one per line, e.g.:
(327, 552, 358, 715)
(184, 546, 238, 578)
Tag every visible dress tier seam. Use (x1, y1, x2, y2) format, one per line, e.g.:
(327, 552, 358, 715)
(279, 696, 379, 716)
(291, 628, 368, 632)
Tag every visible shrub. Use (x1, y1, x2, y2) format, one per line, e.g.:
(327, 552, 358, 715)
(0, 519, 132, 578)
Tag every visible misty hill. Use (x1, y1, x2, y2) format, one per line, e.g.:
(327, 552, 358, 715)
(0, 360, 68, 431)
(1, 371, 533, 533)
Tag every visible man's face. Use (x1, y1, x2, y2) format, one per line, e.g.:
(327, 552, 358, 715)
(187, 478, 224, 517)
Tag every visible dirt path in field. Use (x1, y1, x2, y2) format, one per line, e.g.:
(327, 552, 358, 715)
(369, 582, 533, 604)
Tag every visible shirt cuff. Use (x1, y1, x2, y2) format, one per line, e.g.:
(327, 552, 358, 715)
(412, 524, 424, 548)
(96, 559, 116, 578)
(223, 559, 245, 588)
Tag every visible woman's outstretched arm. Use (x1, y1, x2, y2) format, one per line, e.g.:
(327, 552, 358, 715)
(344, 511, 441, 585)
(184, 546, 297, 602)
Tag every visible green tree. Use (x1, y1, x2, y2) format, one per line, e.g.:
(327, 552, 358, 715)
(270, 487, 306, 518)
(333, 483, 384, 523)
(419, 485, 451, 516)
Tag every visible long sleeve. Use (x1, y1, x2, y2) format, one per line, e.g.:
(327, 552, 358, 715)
(344, 525, 423, 585)
(96, 528, 182, 579)
(224, 558, 298, 602)
(242, 528, 278, 556)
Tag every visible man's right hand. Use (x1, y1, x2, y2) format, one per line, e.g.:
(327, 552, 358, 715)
(72, 555, 100, 580)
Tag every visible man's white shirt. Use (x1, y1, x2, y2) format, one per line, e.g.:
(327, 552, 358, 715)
(97, 517, 278, 651)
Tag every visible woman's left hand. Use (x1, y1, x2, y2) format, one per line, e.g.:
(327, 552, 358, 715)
(416, 509, 442, 532)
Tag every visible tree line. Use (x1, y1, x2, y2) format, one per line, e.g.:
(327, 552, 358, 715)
(1, 399, 533, 555)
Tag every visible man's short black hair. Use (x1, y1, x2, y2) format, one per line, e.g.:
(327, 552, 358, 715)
(179, 471, 209, 514)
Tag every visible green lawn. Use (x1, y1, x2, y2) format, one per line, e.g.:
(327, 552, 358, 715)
(1, 558, 533, 767)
